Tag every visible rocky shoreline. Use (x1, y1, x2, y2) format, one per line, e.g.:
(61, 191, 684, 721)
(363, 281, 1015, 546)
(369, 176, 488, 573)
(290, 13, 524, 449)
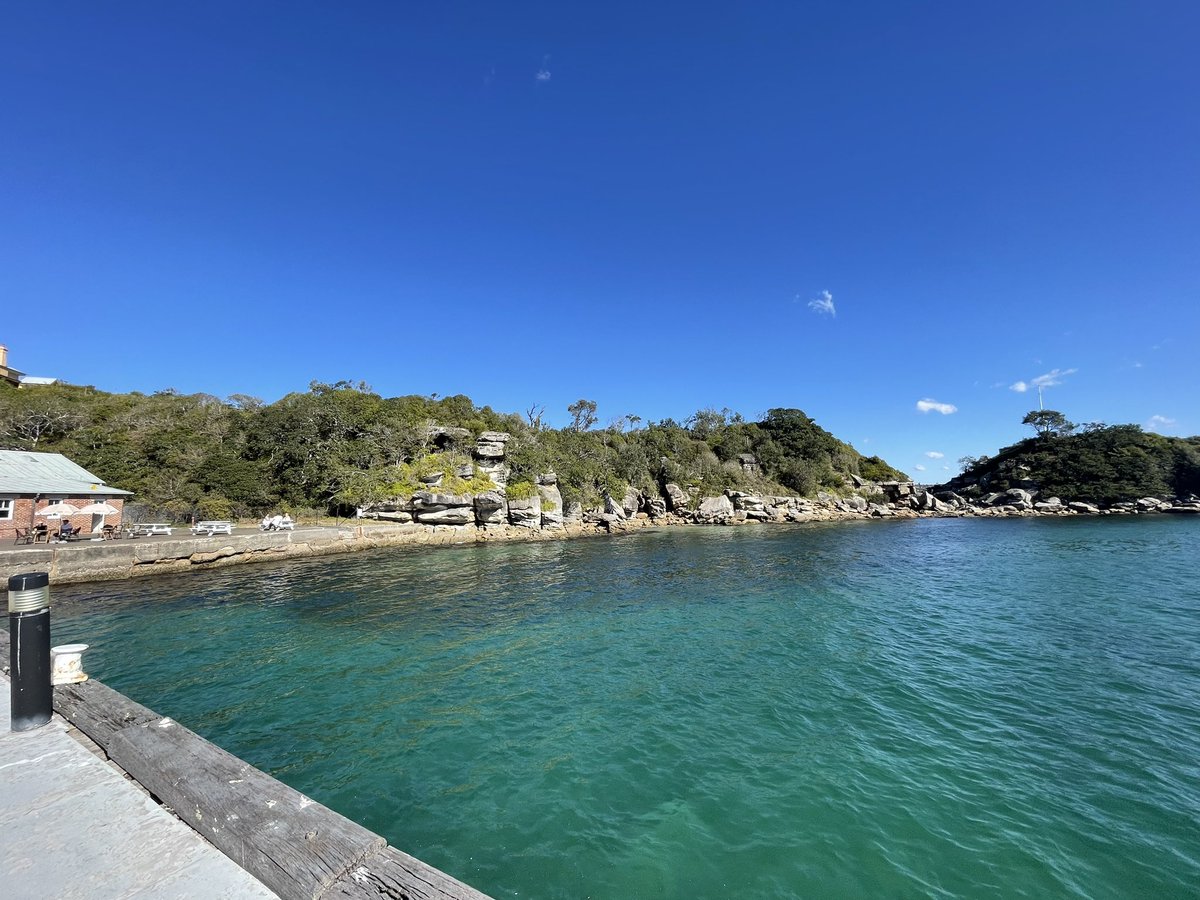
(2, 489, 1196, 587)
(4, 428, 1195, 587)
(359, 429, 1200, 533)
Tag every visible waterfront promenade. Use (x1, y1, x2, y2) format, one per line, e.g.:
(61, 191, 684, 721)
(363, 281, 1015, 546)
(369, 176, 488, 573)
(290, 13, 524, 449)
(0, 673, 278, 898)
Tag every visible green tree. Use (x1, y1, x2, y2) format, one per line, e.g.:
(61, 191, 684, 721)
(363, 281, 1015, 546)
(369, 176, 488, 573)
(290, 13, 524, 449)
(567, 399, 598, 432)
(1022, 409, 1075, 439)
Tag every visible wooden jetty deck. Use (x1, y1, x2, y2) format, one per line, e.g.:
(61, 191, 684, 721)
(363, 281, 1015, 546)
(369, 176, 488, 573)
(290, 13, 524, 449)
(1, 629, 492, 899)
(1, 672, 280, 898)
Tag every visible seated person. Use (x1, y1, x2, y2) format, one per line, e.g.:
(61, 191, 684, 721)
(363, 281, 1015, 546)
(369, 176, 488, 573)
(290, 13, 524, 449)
(280, 514, 294, 528)
(33, 523, 49, 542)
(261, 514, 274, 531)
(270, 514, 284, 530)
(57, 519, 76, 541)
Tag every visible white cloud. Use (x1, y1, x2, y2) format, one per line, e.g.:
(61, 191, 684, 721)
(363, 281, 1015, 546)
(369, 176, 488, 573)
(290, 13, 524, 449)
(1011, 367, 1077, 394)
(807, 290, 836, 317)
(914, 464, 926, 472)
(916, 398, 957, 415)
(1147, 415, 1176, 433)
(536, 68, 551, 82)
(1031, 367, 1077, 388)
(925, 451, 944, 459)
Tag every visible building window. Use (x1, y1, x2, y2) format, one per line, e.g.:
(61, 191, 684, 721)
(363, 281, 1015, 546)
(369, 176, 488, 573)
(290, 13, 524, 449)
(0, 498, 13, 521)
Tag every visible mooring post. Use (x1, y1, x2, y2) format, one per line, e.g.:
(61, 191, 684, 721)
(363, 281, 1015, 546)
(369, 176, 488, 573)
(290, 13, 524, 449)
(8, 571, 53, 732)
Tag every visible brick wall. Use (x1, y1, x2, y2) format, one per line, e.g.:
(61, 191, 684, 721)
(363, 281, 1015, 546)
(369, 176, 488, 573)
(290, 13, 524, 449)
(0, 496, 126, 542)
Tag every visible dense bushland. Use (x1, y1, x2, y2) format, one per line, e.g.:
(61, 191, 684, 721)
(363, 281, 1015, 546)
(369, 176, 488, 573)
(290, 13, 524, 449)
(0, 380, 905, 519)
(950, 412, 1200, 505)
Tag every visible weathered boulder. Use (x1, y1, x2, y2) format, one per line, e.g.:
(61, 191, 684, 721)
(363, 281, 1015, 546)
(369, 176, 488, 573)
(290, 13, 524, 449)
(644, 497, 667, 518)
(474, 431, 510, 459)
(998, 488, 1033, 506)
(664, 483, 689, 513)
(696, 495, 735, 523)
(477, 461, 509, 488)
(603, 493, 627, 521)
(842, 494, 868, 512)
(411, 491, 475, 525)
(1136, 497, 1164, 511)
(622, 487, 641, 518)
(362, 497, 414, 522)
(474, 490, 508, 525)
(507, 494, 542, 529)
(1068, 501, 1100, 514)
(538, 477, 564, 528)
(564, 501, 584, 523)
(729, 492, 766, 513)
(371, 509, 413, 523)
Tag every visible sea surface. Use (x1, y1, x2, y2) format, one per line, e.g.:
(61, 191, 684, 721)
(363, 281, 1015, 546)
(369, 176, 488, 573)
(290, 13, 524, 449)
(51, 517, 1200, 899)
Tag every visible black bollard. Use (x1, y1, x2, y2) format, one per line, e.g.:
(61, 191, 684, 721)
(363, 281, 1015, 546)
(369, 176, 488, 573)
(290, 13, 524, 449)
(9, 571, 52, 732)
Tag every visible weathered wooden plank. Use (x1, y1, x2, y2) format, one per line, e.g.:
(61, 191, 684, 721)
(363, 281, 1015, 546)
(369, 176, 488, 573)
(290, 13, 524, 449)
(51, 678, 161, 749)
(107, 717, 386, 900)
(325, 847, 493, 900)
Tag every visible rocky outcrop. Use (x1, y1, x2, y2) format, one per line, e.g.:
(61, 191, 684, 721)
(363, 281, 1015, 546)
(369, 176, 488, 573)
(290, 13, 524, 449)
(696, 495, 735, 523)
(603, 493, 627, 522)
(420, 425, 471, 449)
(473, 431, 510, 488)
(622, 487, 641, 518)
(538, 474, 564, 529)
(474, 431, 510, 459)
(473, 490, 507, 525)
(412, 491, 474, 525)
(664, 482, 689, 513)
(507, 494, 542, 529)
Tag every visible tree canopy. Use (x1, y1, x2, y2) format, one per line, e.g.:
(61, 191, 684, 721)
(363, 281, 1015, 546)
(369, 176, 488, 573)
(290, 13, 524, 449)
(0, 380, 906, 519)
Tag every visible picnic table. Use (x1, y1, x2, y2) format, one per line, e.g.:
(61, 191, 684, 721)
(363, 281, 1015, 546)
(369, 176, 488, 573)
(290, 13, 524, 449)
(127, 523, 173, 537)
(190, 521, 234, 536)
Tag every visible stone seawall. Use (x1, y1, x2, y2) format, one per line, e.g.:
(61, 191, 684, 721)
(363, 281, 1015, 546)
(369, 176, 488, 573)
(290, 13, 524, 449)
(0, 521, 634, 586)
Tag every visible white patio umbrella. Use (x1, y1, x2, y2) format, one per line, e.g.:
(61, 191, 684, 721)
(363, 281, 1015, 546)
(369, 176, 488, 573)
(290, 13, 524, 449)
(76, 501, 121, 535)
(37, 502, 79, 518)
(75, 502, 120, 516)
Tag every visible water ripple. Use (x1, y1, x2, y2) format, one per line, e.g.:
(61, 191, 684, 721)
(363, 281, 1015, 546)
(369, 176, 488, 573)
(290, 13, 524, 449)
(51, 516, 1200, 899)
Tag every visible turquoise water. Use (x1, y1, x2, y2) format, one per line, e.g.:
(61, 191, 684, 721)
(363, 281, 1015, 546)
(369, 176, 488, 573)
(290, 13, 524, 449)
(51, 518, 1200, 899)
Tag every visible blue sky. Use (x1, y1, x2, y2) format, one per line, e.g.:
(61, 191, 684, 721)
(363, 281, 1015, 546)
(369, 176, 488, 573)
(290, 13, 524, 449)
(3, 2, 1197, 478)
